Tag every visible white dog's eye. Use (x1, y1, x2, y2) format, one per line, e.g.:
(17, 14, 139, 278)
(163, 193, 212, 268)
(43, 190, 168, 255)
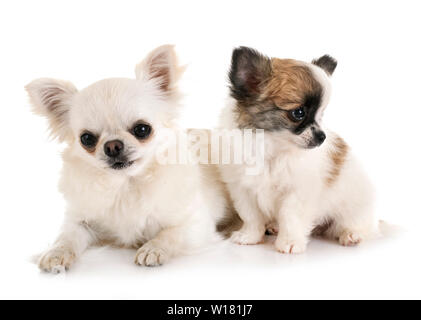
(132, 123, 152, 140)
(80, 132, 98, 148)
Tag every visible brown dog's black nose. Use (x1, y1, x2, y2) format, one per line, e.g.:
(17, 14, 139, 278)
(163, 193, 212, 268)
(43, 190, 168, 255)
(310, 126, 326, 147)
(104, 140, 124, 158)
(314, 130, 326, 145)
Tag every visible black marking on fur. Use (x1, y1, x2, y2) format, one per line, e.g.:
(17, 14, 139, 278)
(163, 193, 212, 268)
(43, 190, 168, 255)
(229, 46, 272, 101)
(293, 91, 323, 135)
(104, 153, 133, 170)
(229, 47, 326, 147)
(312, 55, 337, 75)
(234, 88, 324, 135)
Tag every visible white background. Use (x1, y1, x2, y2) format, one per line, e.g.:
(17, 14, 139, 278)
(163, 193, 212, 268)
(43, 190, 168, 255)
(0, 0, 420, 299)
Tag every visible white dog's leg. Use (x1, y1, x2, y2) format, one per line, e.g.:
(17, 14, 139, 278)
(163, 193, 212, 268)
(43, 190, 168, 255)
(38, 220, 95, 273)
(229, 185, 266, 245)
(275, 194, 313, 254)
(135, 223, 204, 267)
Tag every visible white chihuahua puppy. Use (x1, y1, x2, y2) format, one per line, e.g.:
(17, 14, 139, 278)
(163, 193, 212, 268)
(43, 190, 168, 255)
(27, 45, 226, 272)
(220, 47, 378, 253)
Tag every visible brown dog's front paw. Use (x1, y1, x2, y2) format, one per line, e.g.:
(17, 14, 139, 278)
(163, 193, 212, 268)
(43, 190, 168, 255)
(339, 232, 362, 247)
(275, 238, 307, 254)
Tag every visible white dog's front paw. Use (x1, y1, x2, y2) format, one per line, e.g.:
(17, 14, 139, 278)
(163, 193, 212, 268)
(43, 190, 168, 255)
(38, 247, 76, 273)
(339, 232, 362, 247)
(135, 242, 169, 267)
(275, 238, 307, 254)
(230, 227, 264, 245)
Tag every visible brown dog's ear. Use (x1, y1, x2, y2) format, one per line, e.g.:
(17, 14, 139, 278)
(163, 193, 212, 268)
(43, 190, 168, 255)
(135, 44, 184, 96)
(312, 55, 337, 76)
(25, 78, 77, 142)
(229, 46, 272, 101)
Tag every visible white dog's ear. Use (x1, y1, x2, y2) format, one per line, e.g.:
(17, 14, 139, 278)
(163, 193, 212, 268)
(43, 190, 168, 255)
(25, 78, 77, 142)
(135, 44, 184, 96)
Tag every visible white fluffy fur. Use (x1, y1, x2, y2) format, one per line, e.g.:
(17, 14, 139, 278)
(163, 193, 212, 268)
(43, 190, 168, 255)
(219, 63, 378, 254)
(27, 45, 226, 272)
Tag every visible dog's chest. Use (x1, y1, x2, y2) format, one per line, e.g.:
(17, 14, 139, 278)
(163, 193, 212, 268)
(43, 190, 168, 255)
(235, 156, 293, 217)
(63, 174, 161, 246)
(237, 149, 324, 217)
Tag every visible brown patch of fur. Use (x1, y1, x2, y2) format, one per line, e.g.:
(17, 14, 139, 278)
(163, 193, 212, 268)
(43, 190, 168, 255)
(233, 58, 323, 131)
(311, 218, 334, 237)
(150, 62, 170, 92)
(213, 177, 241, 239)
(217, 208, 243, 239)
(82, 145, 96, 154)
(81, 220, 142, 249)
(143, 45, 185, 96)
(326, 134, 349, 186)
(264, 59, 322, 110)
(38, 86, 72, 141)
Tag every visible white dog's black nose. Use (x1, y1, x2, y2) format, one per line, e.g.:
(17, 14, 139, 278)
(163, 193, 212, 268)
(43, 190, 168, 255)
(104, 140, 124, 158)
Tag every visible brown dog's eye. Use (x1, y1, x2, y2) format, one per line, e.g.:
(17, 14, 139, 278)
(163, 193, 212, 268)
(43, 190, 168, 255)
(132, 123, 152, 140)
(80, 133, 98, 148)
(289, 107, 306, 122)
